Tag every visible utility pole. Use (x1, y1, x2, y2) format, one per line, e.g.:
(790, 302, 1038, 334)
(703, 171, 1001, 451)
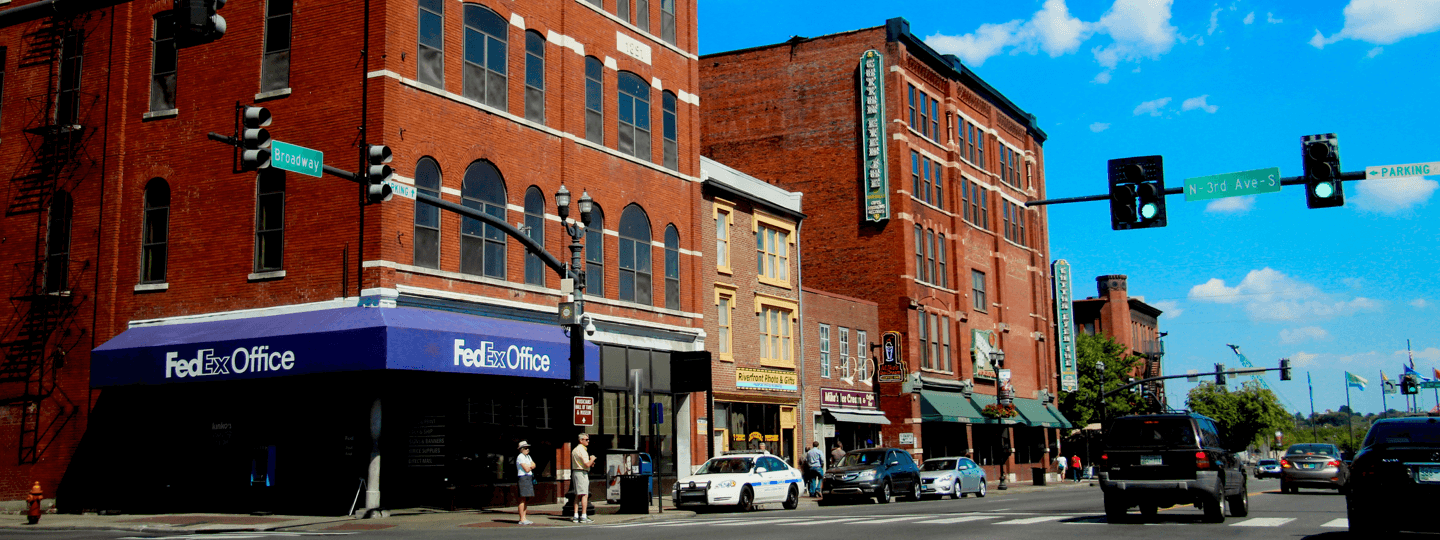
(1308, 372, 1317, 441)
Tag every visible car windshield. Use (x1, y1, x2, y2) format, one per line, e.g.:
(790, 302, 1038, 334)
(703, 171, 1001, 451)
(1258, 459, 1278, 466)
(921, 459, 957, 471)
(1363, 422, 1440, 448)
(838, 450, 887, 467)
(1107, 418, 1196, 447)
(696, 458, 753, 474)
(1286, 444, 1337, 456)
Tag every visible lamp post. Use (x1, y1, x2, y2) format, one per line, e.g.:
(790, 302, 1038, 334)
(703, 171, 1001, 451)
(1095, 361, 1106, 428)
(991, 350, 1008, 490)
(555, 185, 593, 515)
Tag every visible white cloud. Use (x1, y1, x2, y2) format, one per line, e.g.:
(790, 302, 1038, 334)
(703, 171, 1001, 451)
(1244, 12, 1255, 25)
(1310, 0, 1440, 48)
(1204, 195, 1254, 213)
(1280, 326, 1331, 344)
(1188, 267, 1383, 322)
(1352, 175, 1438, 214)
(1291, 351, 1319, 367)
(1366, 46, 1384, 58)
(925, 20, 1024, 67)
(1093, 0, 1179, 68)
(1181, 95, 1219, 113)
(1415, 348, 1440, 361)
(1093, 70, 1113, 84)
(1208, 8, 1223, 35)
(1089, 122, 1111, 132)
(1028, 0, 1090, 56)
(925, 0, 1175, 76)
(1413, 299, 1431, 309)
(1267, 13, 1283, 24)
(1133, 97, 1171, 116)
(1151, 300, 1182, 319)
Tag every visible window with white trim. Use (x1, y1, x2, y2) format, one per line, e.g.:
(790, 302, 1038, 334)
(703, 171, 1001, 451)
(819, 324, 831, 378)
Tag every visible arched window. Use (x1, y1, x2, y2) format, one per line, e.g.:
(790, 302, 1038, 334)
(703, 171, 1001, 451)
(416, 0, 444, 87)
(584, 56, 604, 144)
(524, 30, 545, 123)
(461, 160, 507, 278)
(662, 90, 677, 170)
(664, 224, 679, 310)
(45, 190, 73, 293)
(141, 179, 170, 283)
(523, 186, 546, 286)
(255, 168, 286, 272)
(463, 4, 507, 108)
(585, 204, 605, 297)
(617, 72, 650, 160)
(413, 157, 441, 269)
(618, 204, 651, 305)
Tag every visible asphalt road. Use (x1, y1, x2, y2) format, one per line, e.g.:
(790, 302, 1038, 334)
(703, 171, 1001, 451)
(10, 477, 1425, 540)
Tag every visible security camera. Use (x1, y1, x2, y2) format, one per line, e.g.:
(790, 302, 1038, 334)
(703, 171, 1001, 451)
(584, 317, 597, 336)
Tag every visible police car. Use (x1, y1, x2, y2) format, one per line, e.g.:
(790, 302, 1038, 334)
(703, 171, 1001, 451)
(672, 452, 803, 510)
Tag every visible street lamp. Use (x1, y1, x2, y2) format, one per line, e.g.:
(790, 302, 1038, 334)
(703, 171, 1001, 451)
(555, 185, 593, 515)
(990, 350, 1008, 490)
(1095, 361, 1106, 427)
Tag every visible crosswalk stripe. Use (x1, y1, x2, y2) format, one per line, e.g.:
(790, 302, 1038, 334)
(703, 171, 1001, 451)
(780, 517, 873, 526)
(648, 519, 746, 527)
(712, 517, 808, 526)
(1322, 518, 1349, 528)
(912, 516, 999, 524)
(855, 516, 926, 524)
(1232, 518, 1295, 527)
(995, 515, 1066, 525)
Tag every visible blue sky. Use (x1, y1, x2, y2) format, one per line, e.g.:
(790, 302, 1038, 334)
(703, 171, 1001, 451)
(697, 1, 1440, 417)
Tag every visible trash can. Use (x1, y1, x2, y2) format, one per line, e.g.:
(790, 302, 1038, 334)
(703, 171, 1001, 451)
(618, 474, 651, 514)
(1031, 467, 1047, 486)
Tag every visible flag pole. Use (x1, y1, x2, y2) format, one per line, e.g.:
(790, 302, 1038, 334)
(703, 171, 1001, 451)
(1308, 372, 1317, 441)
(1381, 369, 1388, 414)
(1345, 375, 1354, 450)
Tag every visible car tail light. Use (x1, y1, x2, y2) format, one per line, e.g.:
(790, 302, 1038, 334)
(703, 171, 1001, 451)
(1327, 460, 1341, 468)
(1195, 451, 1211, 469)
(1281, 459, 1292, 469)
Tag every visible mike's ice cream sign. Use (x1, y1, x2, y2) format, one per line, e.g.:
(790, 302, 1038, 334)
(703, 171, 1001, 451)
(821, 388, 877, 409)
(736, 367, 797, 392)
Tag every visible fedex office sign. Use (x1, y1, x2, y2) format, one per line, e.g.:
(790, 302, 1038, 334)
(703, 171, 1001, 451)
(453, 339, 551, 373)
(165, 346, 296, 379)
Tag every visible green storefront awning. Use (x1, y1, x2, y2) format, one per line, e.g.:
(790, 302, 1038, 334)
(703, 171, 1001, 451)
(919, 389, 985, 423)
(1013, 398, 1065, 428)
(1044, 402, 1075, 429)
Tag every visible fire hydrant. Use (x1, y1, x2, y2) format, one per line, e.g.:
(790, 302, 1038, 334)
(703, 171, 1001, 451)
(25, 481, 43, 524)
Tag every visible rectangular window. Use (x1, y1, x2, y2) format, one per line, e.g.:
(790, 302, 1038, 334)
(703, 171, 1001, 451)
(57, 31, 82, 126)
(150, 13, 176, 112)
(757, 224, 789, 283)
(635, 0, 649, 32)
(918, 91, 929, 138)
(961, 181, 971, 223)
(914, 225, 924, 283)
(255, 169, 286, 272)
(972, 270, 987, 312)
(911, 151, 920, 197)
(617, 73, 651, 160)
(937, 235, 947, 288)
(819, 324, 831, 378)
(940, 316, 951, 372)
(417, 0, 444, 88)
(1017, 207, 1027, 246)
(141, 183, 170, 284)
(718, 294, 732, 357)
(930, 97, 940, 139)
(926, 229, 936, 286)
(965, 122, 976, 164)
(979, 187, 989, 230)
(918, 313, 930, 370)
(662, 91, 677, 170)
(261, 0, 292, 93)
(660, 0, 676, 44)
(0, 47, 6, 128)
(524, 31, 545, 123)
(585, 57, 604, 144)
(928, 313, 940, 371)
(856, 330, 869, 382)
(977, 130, 986, 171)
(933, 160, 944, 210)
(908, 85, 917, 128)
(759, 306, 794, 366)
(715, 208, 730, 271)
(1003, 201, 1012, 240)
(922, 158, 932, 204)
(838, 326, 850, 379)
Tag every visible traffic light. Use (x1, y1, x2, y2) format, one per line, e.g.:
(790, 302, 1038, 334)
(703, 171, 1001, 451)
(240, 106, 272, 170)
(1214, 363, 1225, 386)
(174, 0, 227, 47)
(366, 144, 394, 204)
(1279, 358, 1292, 381)
(1302, 133, 1344, 209)
(1402, 374, 1419, 395)
(1108, 155, 1166, 230)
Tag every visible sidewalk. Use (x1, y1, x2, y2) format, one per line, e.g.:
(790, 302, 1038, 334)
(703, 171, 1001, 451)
(0, 479, 1096, 533)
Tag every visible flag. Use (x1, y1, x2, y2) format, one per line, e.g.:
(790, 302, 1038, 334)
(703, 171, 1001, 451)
(1346, 371, 1368, 391)
(1405, 364, 1432, 382)
(1433, 367, 1440, 381)
(1383, 371, 1398, 395)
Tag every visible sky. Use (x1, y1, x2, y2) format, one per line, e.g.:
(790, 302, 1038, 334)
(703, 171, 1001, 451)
(696, 0, 1440, 417)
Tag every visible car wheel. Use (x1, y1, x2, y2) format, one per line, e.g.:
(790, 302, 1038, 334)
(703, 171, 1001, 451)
(876, 481, 892, 504)
(906, 482, 922, 502)
(1140, 505, 1157, 519)
(783, 485, 799, 510)
(1348, 497, 1392, 534)
(1202, 489, 1226, 523)
(1279, 480, 1291, 494)
(1227, 486, 1250, 517)
(1104, 496, 1128, 523)
(952, 481, 964, 500)
(738, 487, 754, 512)
(976, 479, 987, 498)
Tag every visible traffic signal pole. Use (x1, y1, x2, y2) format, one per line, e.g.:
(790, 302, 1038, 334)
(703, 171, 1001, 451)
(1025, 171, 1367, 207)
(1101, 364, 1288, 399)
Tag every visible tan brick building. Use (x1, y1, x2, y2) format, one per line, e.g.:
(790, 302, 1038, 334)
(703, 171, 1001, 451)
(700, 18, 1069, 484)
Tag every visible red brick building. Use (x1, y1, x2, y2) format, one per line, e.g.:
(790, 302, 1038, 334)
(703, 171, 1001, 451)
(802, 287, 883, 456)
(700, 18, 1069, 484)
(1073, 274, 1166, 407)
(0, 0, 704, 513)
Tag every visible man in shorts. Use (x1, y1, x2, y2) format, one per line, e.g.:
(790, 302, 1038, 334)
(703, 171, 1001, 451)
(572, 434, 597, 523)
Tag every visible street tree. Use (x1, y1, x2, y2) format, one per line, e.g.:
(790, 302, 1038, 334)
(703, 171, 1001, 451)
(1059, 333, 1147, 427)
(1187, 381, 1292, 451)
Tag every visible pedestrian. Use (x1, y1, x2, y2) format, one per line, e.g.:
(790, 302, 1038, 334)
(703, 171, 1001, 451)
(572, 433, 597, 523)
(1054, 453, 1067, 481)
(516, 441, 536, 525)
(805, 441, 825, 497)
(1071, 454, 1082, 482)
(830, 442, 845, 467)
(759, 442, 770, 454)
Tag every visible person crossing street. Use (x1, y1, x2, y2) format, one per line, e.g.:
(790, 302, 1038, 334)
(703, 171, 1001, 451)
(805, 441, 825, 497)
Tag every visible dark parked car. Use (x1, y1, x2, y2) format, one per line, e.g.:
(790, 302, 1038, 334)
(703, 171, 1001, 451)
(1280, 443, 1349, 493)
(1099, 412, 1249, 523)
(821, 448, 921, 504)
(1347, 416, 1440, 534)
(1253, 459, 1281, 478)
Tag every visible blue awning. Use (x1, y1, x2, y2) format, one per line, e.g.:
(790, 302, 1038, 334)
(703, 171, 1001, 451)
(92, 306, 600, 387)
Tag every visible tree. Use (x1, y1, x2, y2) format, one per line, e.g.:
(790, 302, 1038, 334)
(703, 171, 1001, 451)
(1059, 333, 1147, 427)
(1187, 381, 1293, 451)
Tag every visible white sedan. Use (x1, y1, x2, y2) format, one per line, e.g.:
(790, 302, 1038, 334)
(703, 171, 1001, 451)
(672, 453, 803, 510)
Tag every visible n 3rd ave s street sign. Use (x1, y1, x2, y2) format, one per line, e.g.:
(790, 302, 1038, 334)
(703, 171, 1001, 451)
(271, 140, 324, 178)
(1184, 167, 1281, 202)
(1366, 161, 1439, 180)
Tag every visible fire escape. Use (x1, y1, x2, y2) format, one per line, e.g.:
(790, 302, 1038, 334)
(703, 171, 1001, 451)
(0, 14, 96, 465)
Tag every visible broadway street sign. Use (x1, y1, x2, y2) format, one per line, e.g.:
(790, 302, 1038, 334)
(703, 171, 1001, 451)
(271, 140, 324, 178)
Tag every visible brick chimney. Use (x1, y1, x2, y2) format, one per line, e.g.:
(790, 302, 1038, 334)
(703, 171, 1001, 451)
(1097, 275, 1132, 350)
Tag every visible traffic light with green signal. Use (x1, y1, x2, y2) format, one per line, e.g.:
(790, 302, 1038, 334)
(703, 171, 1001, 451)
(1302, 133, 1344, 209)
(1108, 155, 1166, 230)
(1402, 374, 1420, 395)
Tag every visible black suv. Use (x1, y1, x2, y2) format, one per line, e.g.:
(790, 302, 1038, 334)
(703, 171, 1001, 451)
(1099, 412, 1249, 523)
(821, 448, 922, 504)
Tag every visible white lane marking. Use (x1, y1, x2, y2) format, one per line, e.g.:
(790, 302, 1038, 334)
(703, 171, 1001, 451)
(780, 517, 874, 526)
(995, 515, 1067, 525)
(647, 518, 746, 527)
(913, 515, 1001, 524)
(855, 516, 928, 524)
(1322, 518, 1348, 528)
(712, 517, 808, 526)
(1232, 518, 1296, 527)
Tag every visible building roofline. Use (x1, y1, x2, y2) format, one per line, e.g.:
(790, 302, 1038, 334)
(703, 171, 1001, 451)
(700, 156, 805, 219)
(802, 286, 880, 307)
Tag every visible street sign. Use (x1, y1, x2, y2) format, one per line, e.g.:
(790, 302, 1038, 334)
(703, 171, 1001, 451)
(573, 396, 595, 426)
(270, 140, 324, 178)
(1366, 161, 1438, 180)
(1184, 167, 1281, 202)
(1421, 381, 1440, 390)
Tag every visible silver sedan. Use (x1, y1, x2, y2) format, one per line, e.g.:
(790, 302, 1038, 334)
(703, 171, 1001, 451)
(918, 456, 987, 499)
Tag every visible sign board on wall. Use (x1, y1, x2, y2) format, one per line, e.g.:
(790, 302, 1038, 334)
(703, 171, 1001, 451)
(821, 388, 879, 409)
(898, 432, 915, 446)
(573, 396, 595, 427)
(736, 367, 798, 392)
(1053, 260, 1077, 392)
(972, 329, 998, 380)
(858, 49, 890, 222)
